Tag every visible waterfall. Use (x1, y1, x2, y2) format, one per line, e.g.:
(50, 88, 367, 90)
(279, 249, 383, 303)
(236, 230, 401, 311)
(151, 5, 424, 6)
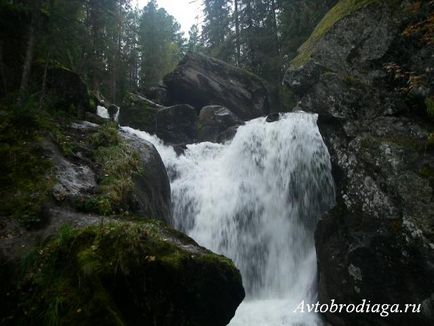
(122, 112, 335, 326)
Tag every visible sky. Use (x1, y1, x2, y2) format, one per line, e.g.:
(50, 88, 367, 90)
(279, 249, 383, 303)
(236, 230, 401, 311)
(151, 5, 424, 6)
(136, 0, 202, 35)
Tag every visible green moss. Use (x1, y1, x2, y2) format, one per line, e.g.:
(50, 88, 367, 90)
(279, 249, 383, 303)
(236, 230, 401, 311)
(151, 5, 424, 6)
(0, 100, 55, 228)
(90, 122, 121, 147)
(76, 123, 143, 216)
(425, 97, 434, 120)
(419, 165, 434, 189)
(291, 0, 400, 68)
(428, 132, 434, 147)
(15, 221, 236, 325)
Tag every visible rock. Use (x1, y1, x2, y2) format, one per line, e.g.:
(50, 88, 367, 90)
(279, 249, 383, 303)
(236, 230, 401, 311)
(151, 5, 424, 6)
(107, 104, 120, 121)
(285, 1, 434, 325)
(46, 67, 90, 113)
(147, 86, 169, 105)
(217, 125, 240, 143)
(198, 105, 242, 142)
(119, 93, 197, 144)
(13, 221, 245, 326)
(163, 52, 270, 120)
(283, 60, 324, 95)
(119, 92, 159, 132)
(265, 112, 280, 123)
(155, 104, 198, 145)
(121, 130, 172, 224)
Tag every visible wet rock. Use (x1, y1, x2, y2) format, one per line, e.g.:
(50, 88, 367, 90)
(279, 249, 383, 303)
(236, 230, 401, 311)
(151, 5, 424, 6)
(265, 112, 280, 123)
(198, 105, 242, 142)
(163, 52, 270, 120)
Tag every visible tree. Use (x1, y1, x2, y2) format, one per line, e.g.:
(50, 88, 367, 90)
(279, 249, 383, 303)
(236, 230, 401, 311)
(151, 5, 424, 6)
(138, 0, 184, 89)
(187, 24, 202, 53)
(202, 0, 233, 61)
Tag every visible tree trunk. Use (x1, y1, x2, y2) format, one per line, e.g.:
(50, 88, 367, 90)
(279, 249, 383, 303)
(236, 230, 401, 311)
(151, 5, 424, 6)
(0, 41, 7, 95)
(234, 0, 241, 66)
(39, 52, 50, 110)
(17, 12, 37, 105)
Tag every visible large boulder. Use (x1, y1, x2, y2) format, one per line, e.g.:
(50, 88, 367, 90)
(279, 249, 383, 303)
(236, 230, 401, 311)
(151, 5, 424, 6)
(121, 130, 171, 222)
(8, 221, 245, 326)
(285, 1, 434, 325)
(120, 93, 197, 145)
(197, 105, 242, 143)
(155, 104, 198, 145)
(119, 92, 159, 132)
(163, 52, 270, 120)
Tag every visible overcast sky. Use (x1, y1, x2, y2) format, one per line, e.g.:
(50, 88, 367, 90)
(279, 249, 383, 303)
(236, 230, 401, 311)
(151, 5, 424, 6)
(136, 0, 203, 35)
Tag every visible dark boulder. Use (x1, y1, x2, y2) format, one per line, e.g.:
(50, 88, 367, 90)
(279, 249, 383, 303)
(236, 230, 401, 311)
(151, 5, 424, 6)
(198, 105, 242, 142)
(163, 52, 270, 120)
(119, 92, 160, 132)
(121, 130, 172, 223)
(9, 221, 245, 326)
(265, 112, 280, 123)
(107, 104, 119, 121)
(155, 104, 197, 145)
(285, 1, 434, 325)
(146, 86, 169, 106)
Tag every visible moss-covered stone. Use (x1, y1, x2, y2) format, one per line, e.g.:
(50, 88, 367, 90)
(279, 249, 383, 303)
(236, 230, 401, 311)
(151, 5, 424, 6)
(118, 93, 158, 132)
(13, 221, 244, 326)
(425, 96, 434, 120)
(72, 123, 143, 216)
(291, 0, 400, 68)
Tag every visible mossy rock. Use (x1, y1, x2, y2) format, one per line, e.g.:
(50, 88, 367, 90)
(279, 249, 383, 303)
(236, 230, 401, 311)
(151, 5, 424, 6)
(118, 93, 158, 132)
(13, 221, 244, 326)
(291, 0, 401, 68)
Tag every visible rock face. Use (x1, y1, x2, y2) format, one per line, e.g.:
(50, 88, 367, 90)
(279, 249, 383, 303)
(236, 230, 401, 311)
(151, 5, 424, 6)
(121, 130, 171, 222)
(285, 1, 434, 325)
(197, 105, 242, 142)
(11, 221, 245, 326)
(164, 52, 270, 120)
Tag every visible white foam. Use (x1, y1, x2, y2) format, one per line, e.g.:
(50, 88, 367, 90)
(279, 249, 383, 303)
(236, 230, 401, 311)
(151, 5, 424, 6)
(122, 112, 335, 325)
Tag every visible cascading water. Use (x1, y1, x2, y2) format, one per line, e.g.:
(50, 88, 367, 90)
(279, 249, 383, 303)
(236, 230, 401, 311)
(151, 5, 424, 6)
(122, 112, 335, 326)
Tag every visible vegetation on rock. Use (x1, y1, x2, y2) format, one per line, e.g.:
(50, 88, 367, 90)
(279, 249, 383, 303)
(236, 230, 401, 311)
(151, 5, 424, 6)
(10, 221, 243, 326)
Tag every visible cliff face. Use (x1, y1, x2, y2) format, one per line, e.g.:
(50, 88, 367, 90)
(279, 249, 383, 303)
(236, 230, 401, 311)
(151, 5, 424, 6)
(284, 1, 434, 325)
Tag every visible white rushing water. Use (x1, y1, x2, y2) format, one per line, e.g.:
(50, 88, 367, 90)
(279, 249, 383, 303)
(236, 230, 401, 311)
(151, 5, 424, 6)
(122, 112, 335, 326)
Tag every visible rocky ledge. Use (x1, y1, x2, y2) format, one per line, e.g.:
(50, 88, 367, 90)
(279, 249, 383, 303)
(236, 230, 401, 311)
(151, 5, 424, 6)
(285, 1, 434, 325)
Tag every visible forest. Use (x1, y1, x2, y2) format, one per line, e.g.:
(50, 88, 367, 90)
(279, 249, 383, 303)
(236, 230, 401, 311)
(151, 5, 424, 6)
(1, 0, 433, 326)
(0, 0, 337, 107)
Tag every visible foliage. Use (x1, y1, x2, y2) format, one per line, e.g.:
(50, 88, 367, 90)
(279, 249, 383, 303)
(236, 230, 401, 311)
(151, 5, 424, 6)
(138, 0, 185, 89)
(77, 123, 142, 216)
(0, 98, 54, 228)
(426, 97, 434, 120)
